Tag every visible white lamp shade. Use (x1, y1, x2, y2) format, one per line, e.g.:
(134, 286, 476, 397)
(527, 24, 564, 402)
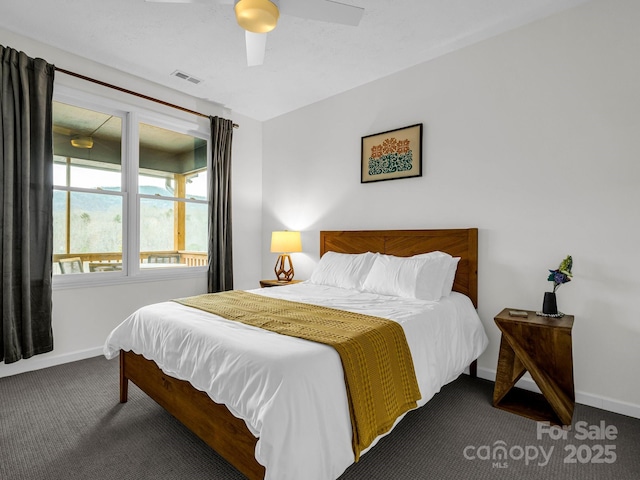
(271, 231, 302, 253)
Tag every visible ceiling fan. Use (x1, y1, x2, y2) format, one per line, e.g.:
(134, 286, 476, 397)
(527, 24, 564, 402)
(145, 0, 364, 66)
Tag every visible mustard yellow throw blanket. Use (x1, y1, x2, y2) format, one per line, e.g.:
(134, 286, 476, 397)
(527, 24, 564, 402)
(174, 290, 421, 460)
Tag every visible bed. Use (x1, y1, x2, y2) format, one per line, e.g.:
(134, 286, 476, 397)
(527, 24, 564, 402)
(104, 228, 487, 480)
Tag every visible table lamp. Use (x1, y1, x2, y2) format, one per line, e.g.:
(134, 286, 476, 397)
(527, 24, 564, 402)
(271, 231, 302, 282)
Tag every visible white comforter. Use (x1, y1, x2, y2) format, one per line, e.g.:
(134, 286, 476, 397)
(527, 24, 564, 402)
(103, 283, 488, 480)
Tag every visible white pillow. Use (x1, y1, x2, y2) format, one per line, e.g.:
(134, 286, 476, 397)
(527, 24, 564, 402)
(441, 257, 461, 297)
(308, 251, 377, 290)
(361, 253, 451, 301)
(413, 251, 459, 297)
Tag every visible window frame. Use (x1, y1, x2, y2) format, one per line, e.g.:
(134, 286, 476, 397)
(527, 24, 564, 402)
(135, 112, 210, 264)
(52, 86, 210, 290)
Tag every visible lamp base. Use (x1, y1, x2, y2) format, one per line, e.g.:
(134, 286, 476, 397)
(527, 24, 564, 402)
(274, 254, 294, 282)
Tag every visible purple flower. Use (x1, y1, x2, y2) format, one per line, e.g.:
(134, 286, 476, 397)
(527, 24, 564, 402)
(547, 255, 573, 293)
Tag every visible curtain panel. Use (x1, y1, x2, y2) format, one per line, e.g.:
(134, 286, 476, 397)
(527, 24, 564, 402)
(207, 116, 234, 293)
(0, 45, 55, 363)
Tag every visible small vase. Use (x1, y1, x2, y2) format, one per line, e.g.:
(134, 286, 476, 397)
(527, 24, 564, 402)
(542, 292, 558, 315)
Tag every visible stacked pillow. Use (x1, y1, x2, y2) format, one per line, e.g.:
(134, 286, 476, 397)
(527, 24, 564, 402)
(307, 250, 461, 301)
(308, 251, 377, 291)
(414, 252, 461, 299)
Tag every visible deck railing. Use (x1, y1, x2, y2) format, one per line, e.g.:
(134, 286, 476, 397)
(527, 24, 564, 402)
(53, 250, 207, 273)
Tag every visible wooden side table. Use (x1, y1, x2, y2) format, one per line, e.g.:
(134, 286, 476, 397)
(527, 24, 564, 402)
(259, 279, 303, 288)
(493, 308, 575, 425)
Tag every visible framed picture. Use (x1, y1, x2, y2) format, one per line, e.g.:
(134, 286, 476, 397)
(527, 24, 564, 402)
(361, 123, 423, 183)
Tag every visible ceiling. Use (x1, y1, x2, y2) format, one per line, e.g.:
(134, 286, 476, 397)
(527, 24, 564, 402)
(0, 0, 589, 122)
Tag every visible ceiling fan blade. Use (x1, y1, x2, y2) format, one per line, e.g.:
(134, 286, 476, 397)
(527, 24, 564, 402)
(245, 31, 267, 67)
(279, 0, 364, 26)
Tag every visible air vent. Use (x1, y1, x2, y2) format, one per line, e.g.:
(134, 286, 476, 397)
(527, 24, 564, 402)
(170, 70, 203, 85)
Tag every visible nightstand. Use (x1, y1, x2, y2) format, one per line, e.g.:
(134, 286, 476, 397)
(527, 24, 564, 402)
(259, 279, 303, 288)
(493, 308, 575, 425)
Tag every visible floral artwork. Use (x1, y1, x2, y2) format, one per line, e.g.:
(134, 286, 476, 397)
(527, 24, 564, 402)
(361, 124, 422, 183)
(368, 138, 413, 176)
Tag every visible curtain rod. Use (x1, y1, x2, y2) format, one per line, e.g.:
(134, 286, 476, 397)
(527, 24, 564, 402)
(55, 67, 239, 129)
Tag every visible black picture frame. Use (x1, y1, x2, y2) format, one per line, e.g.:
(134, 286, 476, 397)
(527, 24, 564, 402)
(361, 123, 423, 183)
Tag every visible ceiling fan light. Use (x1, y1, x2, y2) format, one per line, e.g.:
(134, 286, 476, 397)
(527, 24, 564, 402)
(234, 0, 279, 34)
(70, 135, 94, 149)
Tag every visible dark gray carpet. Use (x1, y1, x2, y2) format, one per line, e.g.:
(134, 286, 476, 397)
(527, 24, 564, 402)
(1, 356, 639, 480)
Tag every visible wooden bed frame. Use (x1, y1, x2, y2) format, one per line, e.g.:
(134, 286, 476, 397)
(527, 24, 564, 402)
(119, 228, 479, 480)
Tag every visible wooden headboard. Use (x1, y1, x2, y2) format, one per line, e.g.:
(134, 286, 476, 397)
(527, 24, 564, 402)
(320, 229, 478, 307)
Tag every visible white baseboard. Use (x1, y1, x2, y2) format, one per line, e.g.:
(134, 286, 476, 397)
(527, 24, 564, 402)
(0, 347, 104, 379)
(474, 366, 640, 421)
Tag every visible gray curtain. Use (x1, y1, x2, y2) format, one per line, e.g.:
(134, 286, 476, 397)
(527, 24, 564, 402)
(207, 116, 234, 293)
(0, 45, 55, 364)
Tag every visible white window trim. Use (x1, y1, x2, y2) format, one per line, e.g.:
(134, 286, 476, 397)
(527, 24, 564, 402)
(52, 86, 210, 290)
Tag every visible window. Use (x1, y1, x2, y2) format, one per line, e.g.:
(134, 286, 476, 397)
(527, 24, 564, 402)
(52, 91, 209, 281)
(52, 102, 124, 274)
(138, 122, 208, 269)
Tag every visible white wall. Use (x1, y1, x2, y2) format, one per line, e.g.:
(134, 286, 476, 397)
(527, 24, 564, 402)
(0, 28, 263, 377)
(262, 0, 640, 417)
